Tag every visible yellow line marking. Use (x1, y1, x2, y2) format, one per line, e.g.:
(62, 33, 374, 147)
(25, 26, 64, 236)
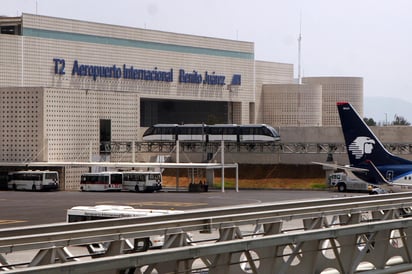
(0, 220, 27, 225)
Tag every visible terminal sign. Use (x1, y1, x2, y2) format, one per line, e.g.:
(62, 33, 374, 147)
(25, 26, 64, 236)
(53, 58, 241, 87)
(178, 69, 226, 85)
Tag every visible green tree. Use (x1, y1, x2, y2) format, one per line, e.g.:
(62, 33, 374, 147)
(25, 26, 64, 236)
(392, 115, 411, 126)
(363, 117, 377, 126)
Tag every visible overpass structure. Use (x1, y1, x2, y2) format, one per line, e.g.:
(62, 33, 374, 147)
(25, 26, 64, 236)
(105, 141, 412, 154)
(4, 140, 412, 190)
(3, 193, 412, 273)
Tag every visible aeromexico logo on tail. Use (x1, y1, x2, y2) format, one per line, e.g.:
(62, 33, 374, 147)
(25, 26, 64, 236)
(348, 136, 376, 159)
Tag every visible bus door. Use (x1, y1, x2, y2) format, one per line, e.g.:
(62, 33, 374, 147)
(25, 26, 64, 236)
(110, 173, 123, 190)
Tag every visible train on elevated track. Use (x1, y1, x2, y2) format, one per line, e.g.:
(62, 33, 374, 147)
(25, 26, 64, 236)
(142, 124, 280, 142)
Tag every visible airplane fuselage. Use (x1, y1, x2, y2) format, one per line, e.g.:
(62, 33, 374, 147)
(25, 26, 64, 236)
(354, 164, 412, 191)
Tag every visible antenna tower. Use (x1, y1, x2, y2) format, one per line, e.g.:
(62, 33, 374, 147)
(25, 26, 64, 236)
(297, 14, 302, 84)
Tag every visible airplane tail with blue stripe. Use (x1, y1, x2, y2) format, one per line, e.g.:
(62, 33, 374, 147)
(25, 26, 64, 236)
(337, 102, 412, 167)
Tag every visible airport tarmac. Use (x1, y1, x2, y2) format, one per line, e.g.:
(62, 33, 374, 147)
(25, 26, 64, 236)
(0, 188, 364, 228)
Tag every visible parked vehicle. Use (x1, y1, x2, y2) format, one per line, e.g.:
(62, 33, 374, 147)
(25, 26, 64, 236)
(67, 205, 185, 250)
(8, 170, 59, 191)
(80, 172, 123, 192)
(328, 171, 385, 194)
(122, 171, 162, 192)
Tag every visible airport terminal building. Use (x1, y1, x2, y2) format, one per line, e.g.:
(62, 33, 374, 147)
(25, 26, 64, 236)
(0, 14, 363, 189)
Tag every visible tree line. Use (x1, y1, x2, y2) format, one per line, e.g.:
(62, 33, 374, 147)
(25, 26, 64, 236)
(364, 115, 411, 126)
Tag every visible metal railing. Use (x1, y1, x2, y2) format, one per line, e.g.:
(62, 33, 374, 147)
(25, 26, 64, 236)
(103, 141, 412, 157)
(3, 193, 412, 273)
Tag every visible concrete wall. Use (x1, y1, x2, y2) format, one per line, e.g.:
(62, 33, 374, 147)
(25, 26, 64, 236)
(262, 84, 322, 126)
(302, 77, 364, 126)
(254, 60, 294, 123)
(150, 126, 412, 166)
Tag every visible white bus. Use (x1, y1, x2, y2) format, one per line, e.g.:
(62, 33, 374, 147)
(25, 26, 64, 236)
(122, 171, 162, 192)
(66, 205, 185, 249)
(80, 172, 123, 192)
(8, 170, 59, 191)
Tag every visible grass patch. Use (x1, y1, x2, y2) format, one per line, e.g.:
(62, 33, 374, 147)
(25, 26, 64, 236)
(163, 176, 326, 190)
(310, 183, 328, 190)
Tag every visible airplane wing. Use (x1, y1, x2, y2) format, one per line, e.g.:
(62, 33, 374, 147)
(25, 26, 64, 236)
(365, 160, 393, 185)
(314, 160, 394, 188)
(312, 162, 369, 172)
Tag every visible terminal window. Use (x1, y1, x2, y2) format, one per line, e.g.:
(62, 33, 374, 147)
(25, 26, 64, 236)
(100, 119, 111, 153)
(140, 99, 229, 127)
(0, 25, 21, 35)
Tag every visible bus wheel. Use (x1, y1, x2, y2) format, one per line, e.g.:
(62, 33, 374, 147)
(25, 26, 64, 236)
(337, 183, 346, 192)
(135, 185, 140, 192)
(32, 185, 36, 191)
(13, 183, 17, 191)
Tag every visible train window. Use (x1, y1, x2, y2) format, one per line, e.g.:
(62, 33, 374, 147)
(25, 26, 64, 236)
(261, 127, 272, 136)
(208, 127, 222, 135)
(191, 127, 205, 134)
(147, 126, 176, 136)
(178, 126, 203, 135)
(143, 127, 155, 136)
(154, 127, 163, 135)
(221, 127, 238, 135)
(160, 127, 175, 135)
(178, 127, 190, 135)
(240, 127, 254, 135)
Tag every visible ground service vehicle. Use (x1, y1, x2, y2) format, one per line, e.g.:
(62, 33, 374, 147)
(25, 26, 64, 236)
(328, 171, 386, 194)
(80, 172, 123, 192)
(66, 205, 185, 249)
(122, 171, 162, 192)
(8, 170, 59, 191)
(142, 123, 280, 142)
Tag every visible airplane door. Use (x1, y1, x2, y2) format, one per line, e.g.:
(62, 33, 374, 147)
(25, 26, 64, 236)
(386, 170, 394, 182)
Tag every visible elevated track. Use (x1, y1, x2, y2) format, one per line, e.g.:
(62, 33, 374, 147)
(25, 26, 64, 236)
(105, 141, 412, 155)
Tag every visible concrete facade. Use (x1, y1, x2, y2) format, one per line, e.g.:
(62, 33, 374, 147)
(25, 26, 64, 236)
(0, 14, 258, 123)
(261, 84, 323, 126)
(0, 14, 366, 190)
(302, 77, 364, 126)
(254, 60, 294, 123)
(261, 77, 364, 127)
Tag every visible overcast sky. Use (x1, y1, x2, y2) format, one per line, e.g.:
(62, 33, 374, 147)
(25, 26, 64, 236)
(3, 0, 412, 103)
